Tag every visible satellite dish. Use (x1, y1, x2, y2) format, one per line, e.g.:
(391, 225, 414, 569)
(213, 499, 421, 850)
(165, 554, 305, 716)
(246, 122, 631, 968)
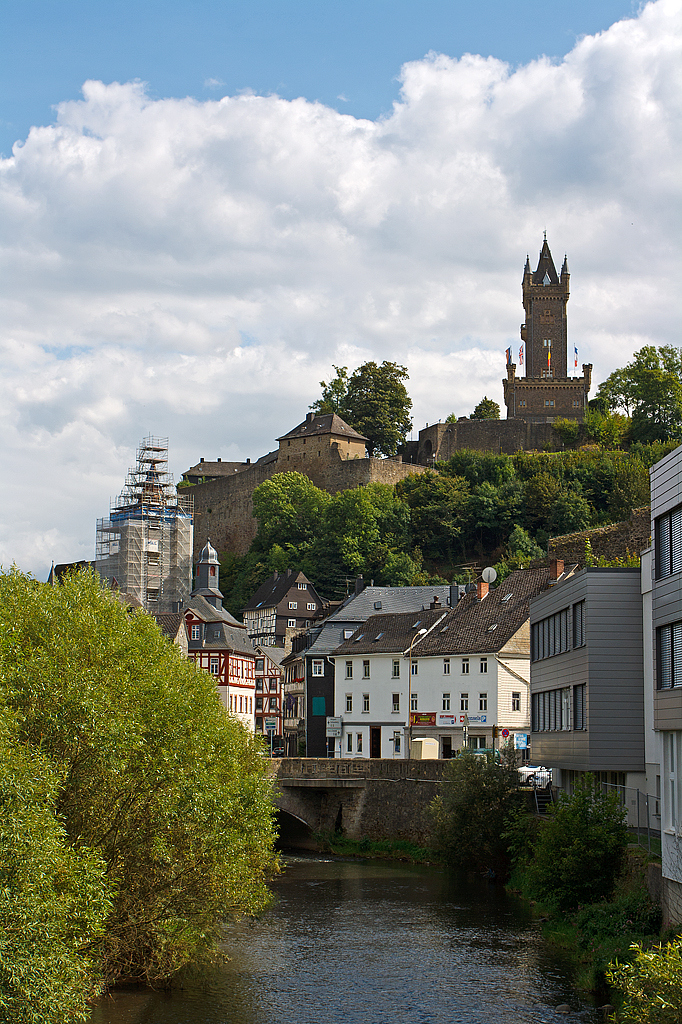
(481, 567, 497, 584)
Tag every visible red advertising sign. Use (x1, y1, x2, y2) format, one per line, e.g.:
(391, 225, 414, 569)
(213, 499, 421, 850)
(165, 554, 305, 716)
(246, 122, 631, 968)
(410, 712, 436, 726)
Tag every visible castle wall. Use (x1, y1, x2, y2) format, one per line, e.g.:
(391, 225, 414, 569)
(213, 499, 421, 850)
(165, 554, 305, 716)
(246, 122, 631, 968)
(190, 452, 426, 559)
(411, 418, 561, 464)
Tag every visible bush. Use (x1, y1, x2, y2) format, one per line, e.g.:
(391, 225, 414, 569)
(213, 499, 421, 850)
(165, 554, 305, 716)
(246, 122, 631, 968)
(528, 776, 629, 912)
(607, 935, 682, 1023)
(429, 745, 522, 873)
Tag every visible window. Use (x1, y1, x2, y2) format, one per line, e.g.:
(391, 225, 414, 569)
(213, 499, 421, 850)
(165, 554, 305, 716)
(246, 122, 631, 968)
(357, 733, 363, 753)
(239, 696, 243, 713)
(655, 505, 682, 579)
(269, 678, 277, 691)
(411, 661, 418, 676)
(298, 582, 307, 589)
(346, 693, 353, 712)
(347, 732, 353, 753)
(393, 731, 401, 754)
(531, 607, 571, 661)
(210, 658, 219, 675)
(573, 601, 585, 648)
(532, 688, 574, 731)
(363, 660, 370, 679)
(573, 684, 586, 730)
(345, 661, 353, 679)
(363, 693, 370, 713)
(255, 658, 264, 672)
(411, 692, 418, 711)
(462, 658, 469, 674)
(146, 588, 159, 602)
(392, 660, 400, 678)
(256, 679, 263, 691)
(307, 603, 316, 610)
(343, 629, 354, 639)
(288, 618, 296, 628)
(312, 696, 326, 716)
(512, 692, 521, 712)
(312, 660, 324, 676)
(256, 697, 263, 711)
(479, 693, 487, 712)
(469, 736, 486, 749)
(191, 624, 200, 640)
(392, 693, 400, 713)
(256, 717, 262, 731)
(480, 658, 487, 673)
(442, 692, 451, 711)
(657, 621, 682, 688)
(663, 733, 682, 832)
(460, 692, 468, 712)
(443, 658, 450, 675)
(289, 601, 297, 609)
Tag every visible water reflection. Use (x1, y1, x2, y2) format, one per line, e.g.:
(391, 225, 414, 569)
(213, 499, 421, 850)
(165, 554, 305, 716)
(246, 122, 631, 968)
(92, 856, 600, 1024)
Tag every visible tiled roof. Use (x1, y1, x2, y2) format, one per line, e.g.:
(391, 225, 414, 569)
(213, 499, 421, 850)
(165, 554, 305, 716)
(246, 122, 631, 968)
(327, 585, 451, 622)
(153, 612, 185, 640)
(306, 620, 359, 658)
(277, 412, 368, 443)
(190, 620, 255, 655)
(187, 594, 244, 627)
(331, 608, 448, 656)
(415, 568, 552, 656)
(242, 571, 321, 612)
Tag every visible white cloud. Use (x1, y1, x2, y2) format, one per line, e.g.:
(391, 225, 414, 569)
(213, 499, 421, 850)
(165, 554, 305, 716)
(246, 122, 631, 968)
(1, 0, 680, 577)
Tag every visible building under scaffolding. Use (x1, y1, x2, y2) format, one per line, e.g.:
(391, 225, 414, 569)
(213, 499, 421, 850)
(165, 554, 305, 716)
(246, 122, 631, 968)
(96, 437, 193, 613)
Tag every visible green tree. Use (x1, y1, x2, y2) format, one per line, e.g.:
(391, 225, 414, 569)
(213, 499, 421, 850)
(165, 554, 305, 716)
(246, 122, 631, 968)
(528, 775, 628, 912)
(396, 470, 471, 562)
(428, 746, 523, 874)
(547, 488, 593, 534)
(309, 365, 349, 415)
(0, 717, 111, 1024)
(597, 346, 682, 444)
(445, 412, 458, 423)
(252, 472, 331, 552)
(0, 568, 278, 991)
(470, 397, 500, 420)
(552, 417, 580, 448)
(312, 361, 413, 456)
(607, 936, 682, 1023)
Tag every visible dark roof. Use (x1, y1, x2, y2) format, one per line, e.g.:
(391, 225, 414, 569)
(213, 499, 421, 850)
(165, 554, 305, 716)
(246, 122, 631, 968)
(415, 568, 552, 656)
(183, 461, 250, 479)
(327, 585, 451, 623)
(190, 619, 255, 655)
(254, 450, 279, 466)
(187, 594, 244, 627)
(277, 412, 368, 443)
(47, 560, 95, 584)
(154, 612, 185, 640)
(332, 608, 448, 656)
(242, 571, 321, 612)
(532, 239, 559, 285)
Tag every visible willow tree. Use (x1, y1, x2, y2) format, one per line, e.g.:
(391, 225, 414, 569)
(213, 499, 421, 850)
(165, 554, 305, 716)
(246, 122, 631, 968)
(0, 568, 278, 1013)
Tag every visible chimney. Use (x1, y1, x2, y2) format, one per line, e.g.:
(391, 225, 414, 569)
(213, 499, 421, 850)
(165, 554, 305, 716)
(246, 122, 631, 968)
(246, 458, 251, 464)
(477, 580, 489, 601)
(200, 457, 204, 463)
(549, 558, 564, 582)
(273, 570, 278, 580)
(306, 412, 314, 422)
(354, 575, 365, 595)
(430, 595, 441, 609)
(286, 567, 293, 577)
(217, 457, 221, 463)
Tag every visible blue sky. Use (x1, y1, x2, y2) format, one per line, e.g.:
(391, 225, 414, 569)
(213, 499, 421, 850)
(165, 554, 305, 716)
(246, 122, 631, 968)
(1, 0, 638, 156)
(0, 0, 680, 577)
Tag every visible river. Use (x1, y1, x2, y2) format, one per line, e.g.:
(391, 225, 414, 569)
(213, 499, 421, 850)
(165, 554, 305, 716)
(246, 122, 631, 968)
(92, 855, 601, 1024)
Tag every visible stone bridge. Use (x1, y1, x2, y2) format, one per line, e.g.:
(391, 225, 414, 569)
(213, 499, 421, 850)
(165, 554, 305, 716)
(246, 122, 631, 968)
(270, 758, 448, 847)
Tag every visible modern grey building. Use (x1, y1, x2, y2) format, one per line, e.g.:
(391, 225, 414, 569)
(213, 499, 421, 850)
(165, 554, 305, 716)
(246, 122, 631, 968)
(650, 443, 682, 923)
(529, 567, 645, 792)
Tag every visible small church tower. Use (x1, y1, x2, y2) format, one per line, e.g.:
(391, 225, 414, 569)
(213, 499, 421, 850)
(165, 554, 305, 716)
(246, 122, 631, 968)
(191, 538, 223, 608)
(504, 238, 591, 423)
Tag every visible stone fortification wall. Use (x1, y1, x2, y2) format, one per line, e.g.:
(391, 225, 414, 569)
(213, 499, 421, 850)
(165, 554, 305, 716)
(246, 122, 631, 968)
(548, 506, 651, 566)
(190, 452, 426, 559)
(411, 418, 561, 464)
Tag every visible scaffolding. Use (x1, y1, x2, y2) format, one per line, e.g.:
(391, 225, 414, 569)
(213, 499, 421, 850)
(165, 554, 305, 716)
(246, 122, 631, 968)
(96, 436, 193, 613)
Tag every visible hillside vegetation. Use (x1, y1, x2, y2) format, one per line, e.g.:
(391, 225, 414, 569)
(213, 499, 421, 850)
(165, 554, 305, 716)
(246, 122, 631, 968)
(218, 441, 675, 615)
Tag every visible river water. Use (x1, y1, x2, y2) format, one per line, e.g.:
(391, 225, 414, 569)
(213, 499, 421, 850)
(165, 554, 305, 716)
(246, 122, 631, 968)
(92, 856, 601, 1024)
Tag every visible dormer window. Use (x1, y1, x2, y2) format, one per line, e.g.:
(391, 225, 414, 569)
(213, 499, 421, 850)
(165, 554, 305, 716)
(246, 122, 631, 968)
(543, 272, 551, 285)
(191, 625, 201, 641)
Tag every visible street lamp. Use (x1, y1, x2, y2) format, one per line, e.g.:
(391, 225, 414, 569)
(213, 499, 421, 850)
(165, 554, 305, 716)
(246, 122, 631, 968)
(407, 628, 428, 759)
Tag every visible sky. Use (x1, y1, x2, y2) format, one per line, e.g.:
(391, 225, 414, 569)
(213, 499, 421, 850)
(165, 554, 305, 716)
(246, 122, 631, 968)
(1, 0, 681, 579)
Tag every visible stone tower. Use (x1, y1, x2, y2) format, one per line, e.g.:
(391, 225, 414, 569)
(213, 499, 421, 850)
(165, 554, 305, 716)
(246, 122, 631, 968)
(191, 538, 223, 608)
(504, 238, 592, 423)
(521, 238, 569, 379)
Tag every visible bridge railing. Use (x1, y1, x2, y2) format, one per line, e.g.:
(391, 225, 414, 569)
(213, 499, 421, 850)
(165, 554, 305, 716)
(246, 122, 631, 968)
(275, 757, 449, 782)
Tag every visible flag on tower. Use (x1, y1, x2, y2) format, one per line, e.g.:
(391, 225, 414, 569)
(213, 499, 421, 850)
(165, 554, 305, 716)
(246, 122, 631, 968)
(519, 344, 524, 367)
(574, 345, 578, 371)
(506, 346, 512, 366)
(547, 338, 551, 370)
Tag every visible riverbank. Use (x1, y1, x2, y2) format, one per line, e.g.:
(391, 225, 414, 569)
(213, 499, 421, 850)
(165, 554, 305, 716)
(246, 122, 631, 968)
(314, 831, 444, 864)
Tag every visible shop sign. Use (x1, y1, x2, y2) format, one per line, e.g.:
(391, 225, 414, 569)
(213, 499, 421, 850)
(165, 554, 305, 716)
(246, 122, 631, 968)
(410, 712, 436, 726)
(461, 714, 487, 724)
(437, 714, 457, 727)
(514, 732, 529, 750)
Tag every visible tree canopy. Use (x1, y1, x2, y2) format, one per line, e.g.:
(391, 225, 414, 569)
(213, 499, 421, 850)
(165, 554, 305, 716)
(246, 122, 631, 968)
(0, 568, 277, 1020)
(596, 345, 682, 443)
(470, 397, 500, 420)
(311, 361, 413, 456)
